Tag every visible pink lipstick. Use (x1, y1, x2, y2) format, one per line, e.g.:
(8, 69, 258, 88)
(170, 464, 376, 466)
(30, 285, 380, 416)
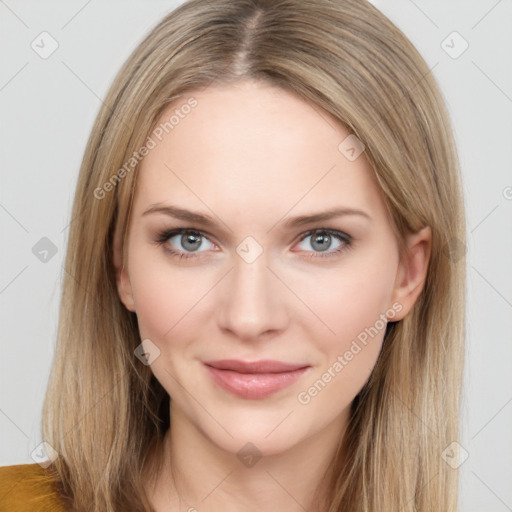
(203, 359, 311, 399)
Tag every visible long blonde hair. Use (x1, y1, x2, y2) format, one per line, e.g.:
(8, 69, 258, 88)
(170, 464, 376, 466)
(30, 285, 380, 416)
(42, 0, 466, 510)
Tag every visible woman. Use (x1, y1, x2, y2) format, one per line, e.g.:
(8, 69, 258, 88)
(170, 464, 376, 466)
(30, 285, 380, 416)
(0, 0, 466, 510)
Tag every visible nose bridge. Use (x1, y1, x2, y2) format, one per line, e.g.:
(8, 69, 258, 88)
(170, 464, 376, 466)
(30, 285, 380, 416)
(217, 245, 287, 339)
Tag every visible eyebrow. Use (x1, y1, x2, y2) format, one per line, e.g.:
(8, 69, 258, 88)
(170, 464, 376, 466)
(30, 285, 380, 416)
(142, 204, 371, 229)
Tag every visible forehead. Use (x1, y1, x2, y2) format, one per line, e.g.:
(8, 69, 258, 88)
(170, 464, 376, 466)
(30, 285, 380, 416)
(133, 81, 387, 224)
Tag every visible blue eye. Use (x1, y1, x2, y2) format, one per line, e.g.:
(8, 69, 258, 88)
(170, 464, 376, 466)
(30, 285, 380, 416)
(296, 229, 352, 258)
(156, 229, 215, 259)
(155, 228, 352, 260)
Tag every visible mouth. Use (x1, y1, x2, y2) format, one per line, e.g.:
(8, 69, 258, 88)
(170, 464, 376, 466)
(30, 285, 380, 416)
(202, 359, 311, 400)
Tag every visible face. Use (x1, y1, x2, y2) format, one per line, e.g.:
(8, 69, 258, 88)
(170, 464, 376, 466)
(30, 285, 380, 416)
(114, 80, 429, 457)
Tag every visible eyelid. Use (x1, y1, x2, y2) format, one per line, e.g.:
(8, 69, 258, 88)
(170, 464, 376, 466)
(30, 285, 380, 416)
(156, 228, 219, 251)
(297, 228, 351, 243)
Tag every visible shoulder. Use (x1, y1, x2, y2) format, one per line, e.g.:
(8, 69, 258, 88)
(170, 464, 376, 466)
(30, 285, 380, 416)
(0, 463, 68, 511)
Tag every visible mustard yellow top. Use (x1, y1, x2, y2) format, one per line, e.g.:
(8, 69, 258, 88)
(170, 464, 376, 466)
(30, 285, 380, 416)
(0, 463, 68, 511)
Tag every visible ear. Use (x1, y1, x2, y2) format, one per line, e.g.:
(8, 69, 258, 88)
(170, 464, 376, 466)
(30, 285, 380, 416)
(389, 226, 432, 321)
(112, 225, 136, 312)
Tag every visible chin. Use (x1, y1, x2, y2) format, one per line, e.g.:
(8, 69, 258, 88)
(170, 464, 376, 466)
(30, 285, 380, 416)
(215, 430, 303, 460)
(196, 408, 312, 459)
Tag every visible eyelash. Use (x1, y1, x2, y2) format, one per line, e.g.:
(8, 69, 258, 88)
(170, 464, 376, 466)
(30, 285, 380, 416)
(154, 227, 353, 261)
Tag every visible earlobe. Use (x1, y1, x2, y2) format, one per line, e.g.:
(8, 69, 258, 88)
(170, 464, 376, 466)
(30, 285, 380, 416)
(117, 267, 136, 313)
(389, 226, 432, 321)
(112, 227, 136, 313)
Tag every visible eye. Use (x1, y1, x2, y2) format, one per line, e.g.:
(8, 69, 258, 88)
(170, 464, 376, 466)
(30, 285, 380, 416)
(154, 227, 353, 261)
(294, 229, 352, 259)
(155, 228, 217, 260)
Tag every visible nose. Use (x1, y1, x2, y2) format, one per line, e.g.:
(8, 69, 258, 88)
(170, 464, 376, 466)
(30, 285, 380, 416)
(217, 252, 289, 342)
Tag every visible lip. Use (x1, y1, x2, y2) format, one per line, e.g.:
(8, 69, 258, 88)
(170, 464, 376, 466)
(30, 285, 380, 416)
(203, 359, 311, 399)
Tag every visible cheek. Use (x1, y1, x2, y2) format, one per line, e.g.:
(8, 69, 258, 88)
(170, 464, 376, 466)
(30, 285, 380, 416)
(293, 244, 398, 363)
(293, 255, 397, 411)
(128, 248, 218, 344)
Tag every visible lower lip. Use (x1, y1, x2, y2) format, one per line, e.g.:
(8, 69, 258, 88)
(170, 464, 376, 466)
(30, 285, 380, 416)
(204, 364, 311, 399)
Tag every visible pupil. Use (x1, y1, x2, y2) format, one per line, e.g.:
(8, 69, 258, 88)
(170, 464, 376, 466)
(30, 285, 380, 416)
(182, 233, 201, 251)
(312, 233, 330, 252)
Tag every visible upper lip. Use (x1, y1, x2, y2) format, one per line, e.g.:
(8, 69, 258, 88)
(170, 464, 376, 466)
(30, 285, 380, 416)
(203, 359, 310, 374)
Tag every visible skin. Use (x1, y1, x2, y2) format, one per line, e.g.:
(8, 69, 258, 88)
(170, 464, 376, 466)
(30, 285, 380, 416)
(113, 79, 431, 511)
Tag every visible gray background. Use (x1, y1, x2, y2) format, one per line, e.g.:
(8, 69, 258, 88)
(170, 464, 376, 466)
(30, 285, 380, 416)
(1, 1, 511, 510)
